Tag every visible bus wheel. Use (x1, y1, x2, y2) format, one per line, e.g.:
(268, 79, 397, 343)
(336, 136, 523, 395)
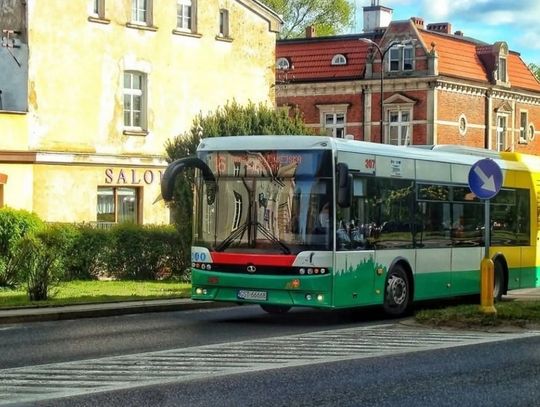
(383, 265, 411, 317)
(493, 260, 505, 302)
(260, 305, 291, 314)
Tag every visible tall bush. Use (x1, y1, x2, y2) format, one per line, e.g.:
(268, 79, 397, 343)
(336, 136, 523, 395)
(0, 208, 44, 287)
(14, 236, 61, 301)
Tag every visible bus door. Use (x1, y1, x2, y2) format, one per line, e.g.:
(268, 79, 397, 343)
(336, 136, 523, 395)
(333, 175, 378, 307)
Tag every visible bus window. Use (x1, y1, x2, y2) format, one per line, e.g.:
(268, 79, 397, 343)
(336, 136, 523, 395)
(451, 202, 484, 246)
(416, 184, 452, 248)
(491, 188, 530, 246)
(337, 177, 418, 250)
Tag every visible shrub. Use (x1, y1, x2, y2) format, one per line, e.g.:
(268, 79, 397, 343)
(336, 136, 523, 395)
(0, 208, 44, 287)
(37, 223, 80, 280)
(62, 225, 111, 280)
(14, 236, 61, 301)
(106, 224, 188, 280)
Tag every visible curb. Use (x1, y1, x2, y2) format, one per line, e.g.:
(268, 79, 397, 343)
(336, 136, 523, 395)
(0, 300, 234, 325)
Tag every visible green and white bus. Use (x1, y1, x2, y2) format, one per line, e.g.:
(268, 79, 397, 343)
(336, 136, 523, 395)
(161, 136, 540, 316)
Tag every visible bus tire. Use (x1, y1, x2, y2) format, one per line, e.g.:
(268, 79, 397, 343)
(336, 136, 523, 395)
(260, 305, 291, 314)
(493, 259, 506, 302)
(383, 264, 412, 317)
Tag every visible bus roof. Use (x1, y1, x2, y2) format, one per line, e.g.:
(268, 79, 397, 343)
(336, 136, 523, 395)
(197, 135, 540, 172)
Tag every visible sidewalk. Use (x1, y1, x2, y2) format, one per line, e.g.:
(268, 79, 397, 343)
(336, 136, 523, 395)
(0, 298, 232, 325)
(0, 287, 538, 325)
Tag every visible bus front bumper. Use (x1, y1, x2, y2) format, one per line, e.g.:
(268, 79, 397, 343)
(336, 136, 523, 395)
(191, 269, 333, 308)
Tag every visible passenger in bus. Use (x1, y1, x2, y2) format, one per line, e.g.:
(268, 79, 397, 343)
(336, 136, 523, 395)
(314, 202, 330, 234)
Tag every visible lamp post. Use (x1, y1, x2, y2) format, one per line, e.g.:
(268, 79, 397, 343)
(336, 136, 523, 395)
(359, 38, 407, 143)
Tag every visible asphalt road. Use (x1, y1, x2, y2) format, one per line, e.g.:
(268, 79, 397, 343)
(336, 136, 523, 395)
(15, 336, 540, 407)
(1, 304, 540, 406)
(0, 304, 391, 369)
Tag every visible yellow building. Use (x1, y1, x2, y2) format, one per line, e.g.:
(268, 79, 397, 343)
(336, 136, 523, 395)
(0, 0, 281, 225)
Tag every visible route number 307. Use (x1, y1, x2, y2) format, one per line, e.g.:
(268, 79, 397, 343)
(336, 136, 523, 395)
(364, 159, 375, 169)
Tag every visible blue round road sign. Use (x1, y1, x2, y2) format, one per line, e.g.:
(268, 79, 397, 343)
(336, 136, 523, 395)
(468, 158, 503, 200)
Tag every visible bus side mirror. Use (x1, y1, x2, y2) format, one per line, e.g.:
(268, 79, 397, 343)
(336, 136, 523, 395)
(337, 162, 352, 208)
(161, 156, 216, 204)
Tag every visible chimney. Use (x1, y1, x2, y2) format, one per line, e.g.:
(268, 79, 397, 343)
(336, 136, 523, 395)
(363, 1, 393, 33)
(411, 17, 424, 30)
(427, 23, 452, 34)
(305, 25, 316, 38)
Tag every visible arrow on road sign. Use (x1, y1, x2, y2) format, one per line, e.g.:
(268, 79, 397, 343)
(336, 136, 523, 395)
(473, 166, 496, 192)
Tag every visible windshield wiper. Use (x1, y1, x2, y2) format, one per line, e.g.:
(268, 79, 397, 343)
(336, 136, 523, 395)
(214, 221, 291, 254)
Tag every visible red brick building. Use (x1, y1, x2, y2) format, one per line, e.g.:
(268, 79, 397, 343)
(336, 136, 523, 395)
(276, 10, 540, 153)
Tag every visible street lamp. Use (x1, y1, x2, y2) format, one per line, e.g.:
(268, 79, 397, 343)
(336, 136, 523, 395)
(359, 38, 412, 143)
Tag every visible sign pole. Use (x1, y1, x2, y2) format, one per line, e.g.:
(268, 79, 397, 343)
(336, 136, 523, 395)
(468, 158, 502, 315)
(480, 199, 496, 314)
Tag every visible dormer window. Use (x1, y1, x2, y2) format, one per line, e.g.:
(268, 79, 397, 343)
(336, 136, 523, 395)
(493, 42, 509, 86)
(389, 45, 414, 72)
(331, 54, 347, 66)
(498, 56, 507, 82)
(276, 57, 290, 70)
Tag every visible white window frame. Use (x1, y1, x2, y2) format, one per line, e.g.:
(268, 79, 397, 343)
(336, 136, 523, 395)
(316, 104, 348, 139)
(324, 112, 346, 138)
(389, 45, 414, 72)
(331, 54, 347, 66)
(519, 111, 528, 144)
(496, 114, 508, 152)
(387, 108, 412, 146)
(219, 9, 229, 37)
(276, 57, 290, 70)
(131, 0, 153, 25)
(498, 56, 507, 83)
(177, 0, 196, 32)
(123, 71, 147, 131)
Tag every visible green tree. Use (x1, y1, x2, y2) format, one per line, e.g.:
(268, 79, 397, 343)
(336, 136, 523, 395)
(164, 100, 311, 273)
(529, 63, 540, 80)
(261, 0, 353, 39)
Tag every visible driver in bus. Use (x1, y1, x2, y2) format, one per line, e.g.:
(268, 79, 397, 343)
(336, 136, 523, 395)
(314, 202, 330, 234)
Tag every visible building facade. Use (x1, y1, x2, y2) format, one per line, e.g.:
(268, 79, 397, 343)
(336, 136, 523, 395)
(0, 0, 281, 225)
(276, 5, 540, 153)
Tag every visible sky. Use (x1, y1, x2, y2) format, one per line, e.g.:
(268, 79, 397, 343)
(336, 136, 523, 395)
(353, 0, 540, 65)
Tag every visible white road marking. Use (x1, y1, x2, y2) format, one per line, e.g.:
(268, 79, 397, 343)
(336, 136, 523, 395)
(1, 324, 538, 405)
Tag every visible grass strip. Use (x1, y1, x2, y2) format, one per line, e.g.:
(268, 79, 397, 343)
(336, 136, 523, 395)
(0, 280, 191, 309)
(415, 300, 540, 329)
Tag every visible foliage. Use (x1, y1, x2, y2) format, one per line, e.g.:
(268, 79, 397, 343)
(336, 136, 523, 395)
(164, 100, 312, 266)
(37, 223, 81, 279)
(14, 235, 61, 301)
(0, 208, 44, 288)
(529, 63, 540, 81)
(105, 223, 187, 280)
(260, 0, 353, 39)
(51, 225, 112, 281)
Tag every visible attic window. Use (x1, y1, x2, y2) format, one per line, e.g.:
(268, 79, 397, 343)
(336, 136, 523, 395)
(494, 42, 509, 85)
(331, 54, 347, 66)
(276, 58, 290, 70)
(498, 56, 507, 82)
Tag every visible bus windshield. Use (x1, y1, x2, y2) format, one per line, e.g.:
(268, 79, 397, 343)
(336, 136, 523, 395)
(193, 149, 333, 254)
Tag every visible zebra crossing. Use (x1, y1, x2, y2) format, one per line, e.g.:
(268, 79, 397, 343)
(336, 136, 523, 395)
(1, 324, 539, 405)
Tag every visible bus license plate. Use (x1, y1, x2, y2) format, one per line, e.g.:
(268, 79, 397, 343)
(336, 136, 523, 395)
(237, 289, 267, 301)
